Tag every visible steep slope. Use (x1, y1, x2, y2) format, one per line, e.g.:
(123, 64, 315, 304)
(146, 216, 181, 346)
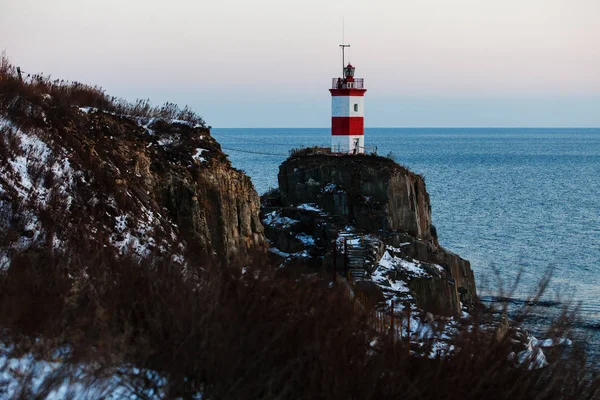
(0, 67, 266, 271)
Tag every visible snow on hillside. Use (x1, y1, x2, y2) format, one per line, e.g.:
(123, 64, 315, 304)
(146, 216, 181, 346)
(0, 345, 176, 399)
(0, 118, 75, 270)
(0, 112, 188, 270)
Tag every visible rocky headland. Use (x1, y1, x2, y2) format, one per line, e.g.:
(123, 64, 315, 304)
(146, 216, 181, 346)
(262, 147, 477, 317)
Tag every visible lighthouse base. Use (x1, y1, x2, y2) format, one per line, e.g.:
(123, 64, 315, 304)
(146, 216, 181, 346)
(331, 135, 364, 154)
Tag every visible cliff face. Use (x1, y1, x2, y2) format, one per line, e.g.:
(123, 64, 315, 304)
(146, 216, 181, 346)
(162, 161, 265, 264)
(0, 88, 266, 269)
(278, 153, 434, 241)
(386, 232, 477, 315)
(265, 149, 477, 316)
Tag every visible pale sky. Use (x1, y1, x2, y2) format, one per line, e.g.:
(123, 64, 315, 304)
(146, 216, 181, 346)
(2, 0, 599, 127)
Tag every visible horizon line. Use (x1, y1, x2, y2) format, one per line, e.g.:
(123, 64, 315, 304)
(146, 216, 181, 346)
(212, 126, 600, 130)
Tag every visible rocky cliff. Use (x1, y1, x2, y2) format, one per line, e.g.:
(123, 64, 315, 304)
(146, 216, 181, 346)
(263, 148, 477, 316)
(278, 151, 434, 241)
(0, 74, 266, 270)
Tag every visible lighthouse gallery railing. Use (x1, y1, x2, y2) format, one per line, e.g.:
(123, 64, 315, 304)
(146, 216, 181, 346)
(331, 78, 364, 89)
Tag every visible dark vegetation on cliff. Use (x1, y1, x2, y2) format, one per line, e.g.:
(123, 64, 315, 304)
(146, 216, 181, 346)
(1, 54, 599, 398)
(0, 52, 206, 129)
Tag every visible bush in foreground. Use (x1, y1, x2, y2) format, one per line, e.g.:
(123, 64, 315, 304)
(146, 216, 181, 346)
(0, 242, 599, 399)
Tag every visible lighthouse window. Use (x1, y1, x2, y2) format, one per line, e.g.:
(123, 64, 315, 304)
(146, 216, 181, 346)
(354, 104, 359, 112)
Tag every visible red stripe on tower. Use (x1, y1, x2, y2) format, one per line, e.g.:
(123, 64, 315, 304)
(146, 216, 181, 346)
(330, 62, 367, 154)
(331, 117, 364, 135)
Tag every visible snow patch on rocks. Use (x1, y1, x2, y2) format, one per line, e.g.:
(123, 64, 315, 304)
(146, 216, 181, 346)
(262, 211, 299, 229)
(192, 148, 208, 163)
(376, 251, 443, 280)
(514, 335, 549, 370)
(536, 337, 573, 348)
(322, 183, 344, 193)
(296, 233, 315, 247)
(296, 203, 323, 213)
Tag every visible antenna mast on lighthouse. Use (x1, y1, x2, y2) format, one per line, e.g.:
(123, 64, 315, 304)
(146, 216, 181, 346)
(339, 19, 350, 75)
(339, 44, 350, 75)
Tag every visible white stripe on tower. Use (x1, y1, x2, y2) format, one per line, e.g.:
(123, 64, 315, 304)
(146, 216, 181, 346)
(332, 97, 364, 117)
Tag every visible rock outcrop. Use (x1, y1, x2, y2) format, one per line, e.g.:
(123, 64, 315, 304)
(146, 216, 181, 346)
(278, 152, 434, 241)
(0, 90, 266, 269)
(263, 148, 477, 317)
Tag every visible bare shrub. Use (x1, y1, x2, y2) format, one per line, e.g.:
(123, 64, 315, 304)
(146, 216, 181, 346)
(0, 126, 10, 162)
(0, 243, 599, 399)
(0, 51, 16, 78)
(0, 54, 206, 129)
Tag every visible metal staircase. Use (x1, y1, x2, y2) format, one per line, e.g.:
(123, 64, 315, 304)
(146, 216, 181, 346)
(342, 235, 368, 280)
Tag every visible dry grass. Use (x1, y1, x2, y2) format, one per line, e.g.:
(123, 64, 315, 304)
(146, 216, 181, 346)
(0, 241, 599, 399)
(0, 51, 206, 129)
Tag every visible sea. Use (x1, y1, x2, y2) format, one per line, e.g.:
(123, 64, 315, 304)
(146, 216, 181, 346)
(212, 128, 600, 354)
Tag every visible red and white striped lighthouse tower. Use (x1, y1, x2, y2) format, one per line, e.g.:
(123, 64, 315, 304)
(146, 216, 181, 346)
(330, 49, 367, 154)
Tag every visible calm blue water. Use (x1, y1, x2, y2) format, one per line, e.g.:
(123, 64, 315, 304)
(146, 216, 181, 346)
(212, 128, 600, 335)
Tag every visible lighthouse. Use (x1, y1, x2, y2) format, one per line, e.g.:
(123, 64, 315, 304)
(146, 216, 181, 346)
(330, 59, 367, 154)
